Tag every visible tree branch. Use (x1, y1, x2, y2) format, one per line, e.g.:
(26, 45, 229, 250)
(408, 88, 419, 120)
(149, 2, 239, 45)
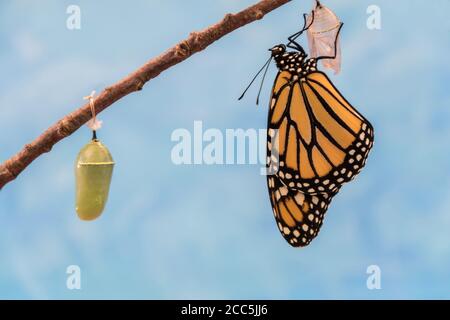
(0, 0, 292, 190)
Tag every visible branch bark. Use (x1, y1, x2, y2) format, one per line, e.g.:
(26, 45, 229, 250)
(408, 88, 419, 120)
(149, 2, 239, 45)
(0, 0, 292, 190)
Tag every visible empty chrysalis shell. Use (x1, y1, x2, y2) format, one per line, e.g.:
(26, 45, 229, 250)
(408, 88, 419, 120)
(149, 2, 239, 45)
(75, 138, 114, 221)
(307, 4, 342, 74)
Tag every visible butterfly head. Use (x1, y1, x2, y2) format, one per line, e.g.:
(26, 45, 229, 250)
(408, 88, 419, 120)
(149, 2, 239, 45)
(270, 44, 288, 70)
(270, 44, 286, 57)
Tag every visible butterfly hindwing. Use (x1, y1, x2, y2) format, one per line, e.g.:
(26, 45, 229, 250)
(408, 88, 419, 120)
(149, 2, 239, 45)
(267, 174, 333, 247)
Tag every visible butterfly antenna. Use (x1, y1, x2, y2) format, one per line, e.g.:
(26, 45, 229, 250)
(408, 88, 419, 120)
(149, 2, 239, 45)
(238, 56, 272, 101)
(256, 57, 272, 105)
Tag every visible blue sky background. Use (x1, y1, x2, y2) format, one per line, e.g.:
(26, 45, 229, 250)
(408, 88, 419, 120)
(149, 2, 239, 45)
(1, 0, 450, 299)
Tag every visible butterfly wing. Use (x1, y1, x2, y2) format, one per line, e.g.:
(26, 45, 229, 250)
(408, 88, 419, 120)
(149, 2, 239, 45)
(268, 71, 374, 193)
(266, 70, 374, 247)
(267, 174, 333, 247)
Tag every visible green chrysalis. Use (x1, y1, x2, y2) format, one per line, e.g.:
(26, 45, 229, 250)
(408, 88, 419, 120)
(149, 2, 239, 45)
(75, 137, 114, 221)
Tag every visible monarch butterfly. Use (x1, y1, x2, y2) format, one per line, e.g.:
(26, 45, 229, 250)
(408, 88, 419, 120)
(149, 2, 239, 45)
(241, 10, 374, 247)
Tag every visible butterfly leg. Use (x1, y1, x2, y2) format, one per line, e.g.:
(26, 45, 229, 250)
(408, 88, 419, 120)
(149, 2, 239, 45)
(286, 12, 315, 54)
(315, 22, 344, 61)
(287, 41, 306, 55)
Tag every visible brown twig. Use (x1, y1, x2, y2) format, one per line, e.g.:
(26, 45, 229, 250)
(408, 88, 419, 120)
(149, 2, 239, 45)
(0, 0, 292, 190)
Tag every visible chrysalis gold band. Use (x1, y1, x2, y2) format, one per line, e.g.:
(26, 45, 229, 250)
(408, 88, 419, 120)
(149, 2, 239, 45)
(310, 23, 341, 35)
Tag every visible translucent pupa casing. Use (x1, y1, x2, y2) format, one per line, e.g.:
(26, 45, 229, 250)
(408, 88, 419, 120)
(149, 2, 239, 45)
(307, 4, 342, 74)
(75, 139, 114, 221)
